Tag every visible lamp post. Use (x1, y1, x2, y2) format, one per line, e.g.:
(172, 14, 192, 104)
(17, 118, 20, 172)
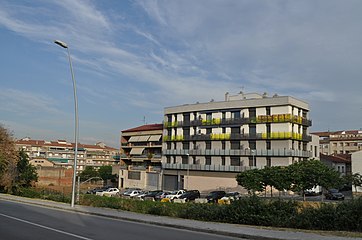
(251, 149, 256, 167)
(54, 40, 79, 208)
(186, 153, 190, 190)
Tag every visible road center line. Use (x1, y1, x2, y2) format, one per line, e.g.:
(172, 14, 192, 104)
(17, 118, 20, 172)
(0, 213, 93, 240)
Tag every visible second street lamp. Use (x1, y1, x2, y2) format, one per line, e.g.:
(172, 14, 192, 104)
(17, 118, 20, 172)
(54, 40, 79, 208)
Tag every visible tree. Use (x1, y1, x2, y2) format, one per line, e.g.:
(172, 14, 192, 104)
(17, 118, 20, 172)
(262, 166, 292, 197)
(288, 159, 341, 201)
(0, 125, 19, 192)
(79, 166, 99, 181)
(236, 168, 265, 195)
(344, 173, 362, 194)
(98, 165, 116, 184)
(15, 149, 38, 188)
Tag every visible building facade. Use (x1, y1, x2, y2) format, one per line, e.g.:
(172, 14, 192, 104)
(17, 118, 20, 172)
(119, 124, 163, 190)
(351, 151, 362, 194)
(320, 153, 351, 176)
(312, 130, 362, 155)
(16, 138, 119, 172)
(162, 92, 314, 192)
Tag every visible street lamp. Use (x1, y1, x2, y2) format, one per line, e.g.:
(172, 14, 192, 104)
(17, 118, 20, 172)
(186, 153, 190, 190)
(54, 40, 79, 208)
(251, 149, 256, 167)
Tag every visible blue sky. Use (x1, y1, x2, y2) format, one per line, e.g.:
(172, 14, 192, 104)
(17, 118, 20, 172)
(1, 0, 362, 148)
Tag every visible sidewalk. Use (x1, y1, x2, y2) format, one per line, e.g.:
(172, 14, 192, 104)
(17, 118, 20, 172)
(0, 194, 360, 240)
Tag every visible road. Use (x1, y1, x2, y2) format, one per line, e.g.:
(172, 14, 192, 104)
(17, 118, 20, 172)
(0, 199, 242, 240)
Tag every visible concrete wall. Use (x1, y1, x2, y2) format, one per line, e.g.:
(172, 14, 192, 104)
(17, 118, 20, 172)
(35, 167, 73, 186)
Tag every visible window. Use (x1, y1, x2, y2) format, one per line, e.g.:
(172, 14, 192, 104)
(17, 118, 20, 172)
(230, 156, 240, 166)
(206, 113, 212, 121)
(128, 171, 141, 180)
(206, 141, 211, 149)
(249, 124, 256, 136)
(231, 141, 240, 149)
(249, 108, 256, 118)
(205, 156, 211, 165)
(231, 111, 240, 119)
(182, 142, 189, 150)
(266, 141, 271, 150)
(221, 156, 225, 166)
(231, 127, 240, 134)
(222, 141, 226, 150)
(183, 113, 190, 123)
(167, 142, 171, 150)
(183, 127, 190, 136)
(182, 156, 188, 164)
(222, 112, 226, 119)
(266, 107, 271, 116)
(167, 115, 172, 122)
(166, 156, 171, 164)
(206, 128, 212, 134)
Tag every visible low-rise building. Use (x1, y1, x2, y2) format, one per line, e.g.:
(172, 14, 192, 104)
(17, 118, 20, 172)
(351, 150, 362, 194)
(312, 130, 362, 155)
(320, 153, 351, 176)
(119, 124, 163, 190)
(16, 138, 119, 172)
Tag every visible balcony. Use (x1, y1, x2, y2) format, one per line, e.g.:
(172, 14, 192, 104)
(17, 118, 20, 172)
(163, 114, 312, 128)
(162, 163, 257, 172)
(163, 132, 312, 142)
(163, 148, 312, 158)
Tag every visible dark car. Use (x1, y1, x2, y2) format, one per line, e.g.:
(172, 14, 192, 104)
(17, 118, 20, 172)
(154, 191, 170, 201)
(178, 190, 200, 202)
(325, 189, 345, 200)
(206, 191, 226, 203)
(143, 190, 163, 201)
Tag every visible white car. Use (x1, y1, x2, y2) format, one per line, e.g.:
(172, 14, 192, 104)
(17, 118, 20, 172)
(165, 190, 185, 200)
(96, 188, 119, 197)
(123, 190, 142, 198)
(220, 192, 240, 201)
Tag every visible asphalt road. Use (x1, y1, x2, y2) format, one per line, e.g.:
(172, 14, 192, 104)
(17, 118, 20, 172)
(0, 199, 242, 240)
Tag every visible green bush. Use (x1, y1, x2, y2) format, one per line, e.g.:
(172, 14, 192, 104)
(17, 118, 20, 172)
(11, 190, 362, 232)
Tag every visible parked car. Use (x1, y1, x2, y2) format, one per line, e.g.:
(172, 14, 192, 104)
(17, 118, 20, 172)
(177, 190, 200, 202)
(206, 191, 226, 203)
(96, 188, 119, 197)
(325, 189, 345, 200)
(165, 190, 186, 200)
(123, 189, 142, 198)
(154, 191, 170, 201)
(86, 186, 112, 194)
(221, 192, 240, 201)
(142, 190, 163, 201)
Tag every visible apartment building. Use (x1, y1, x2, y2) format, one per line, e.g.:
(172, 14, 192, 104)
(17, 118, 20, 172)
(16, 138, 119, 172)
(119, 124, 163, 190)
(312, 130, 362, 155)
(162, 92, 315, 192)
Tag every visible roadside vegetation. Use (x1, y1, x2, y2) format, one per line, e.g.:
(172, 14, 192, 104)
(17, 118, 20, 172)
(1, 124, 362, 232)
(0, 125, 38, 193)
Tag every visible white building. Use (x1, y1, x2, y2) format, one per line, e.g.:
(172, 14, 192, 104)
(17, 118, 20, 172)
(162, 92, 316, 192)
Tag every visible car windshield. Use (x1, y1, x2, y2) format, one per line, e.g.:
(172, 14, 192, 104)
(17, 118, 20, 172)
(329, 189, 339, 193)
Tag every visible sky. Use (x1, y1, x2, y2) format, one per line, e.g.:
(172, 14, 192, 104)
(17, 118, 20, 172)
(1, 0, 361, 148)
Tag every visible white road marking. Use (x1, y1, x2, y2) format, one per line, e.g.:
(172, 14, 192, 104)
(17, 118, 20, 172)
(0, 213, 93, 240)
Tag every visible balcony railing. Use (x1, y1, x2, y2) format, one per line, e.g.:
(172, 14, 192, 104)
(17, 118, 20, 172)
(163, 148, 312, 158)
(164, 114, 312, 128)
(163, 132, 312, 142)
(162, 163, 257, 172)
